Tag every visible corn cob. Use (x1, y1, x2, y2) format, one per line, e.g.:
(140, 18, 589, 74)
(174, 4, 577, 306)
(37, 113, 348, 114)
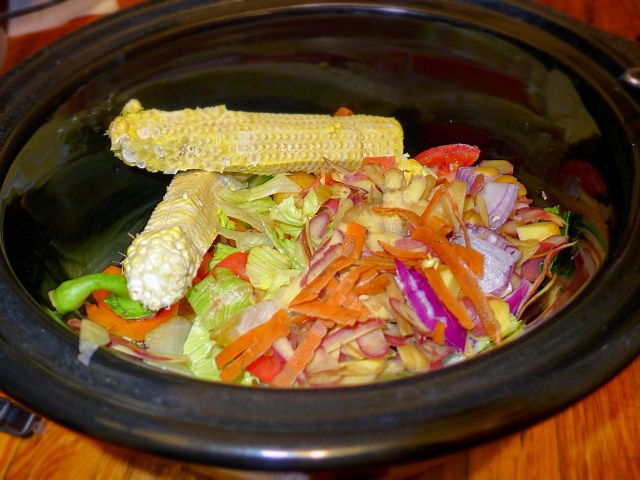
(108, 99, 404, 174)
(123, 169, 224, 310)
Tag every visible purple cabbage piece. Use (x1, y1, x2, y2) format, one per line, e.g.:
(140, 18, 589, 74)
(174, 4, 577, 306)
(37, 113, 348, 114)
(455, 167, 519, 229)
(395, 259, 467, 350)
(453, 224, 521, 296)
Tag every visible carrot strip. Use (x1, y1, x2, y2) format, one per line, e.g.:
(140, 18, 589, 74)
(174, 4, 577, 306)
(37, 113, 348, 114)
(421, 184, 447, 222)
(411, 225, 500, 343)
(432, 321, 446, 345)
(333, 106, 354, 116)
(374, 207, 424, 229)
(325, 264, 373, 312)
(85, 302, 177, 342)
(421, 267, 475, 330)
(215, 309, 290, 370)
(353, 272, 391, 296)
(445, 188, 470, 246)
(342, 222, 367, 259)
(378, 240, 428, 261)
(289, 301, 367, 326)
(289, 256, 354, 306)
(270, 321, 328, 387)
(450, 243, 484, 276)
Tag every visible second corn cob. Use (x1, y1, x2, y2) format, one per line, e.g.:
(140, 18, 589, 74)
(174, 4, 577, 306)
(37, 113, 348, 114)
(123, 169, 224, 310)
(108, 99, 404, 175)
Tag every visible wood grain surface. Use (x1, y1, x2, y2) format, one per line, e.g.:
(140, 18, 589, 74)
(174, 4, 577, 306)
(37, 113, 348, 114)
(1, 1, 639, 478)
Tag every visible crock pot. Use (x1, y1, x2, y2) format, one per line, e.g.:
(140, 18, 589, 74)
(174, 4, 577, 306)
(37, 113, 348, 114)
(0, 0, 638, 472)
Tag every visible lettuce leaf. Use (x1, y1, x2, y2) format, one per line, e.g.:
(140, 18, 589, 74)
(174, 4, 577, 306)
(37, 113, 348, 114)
(246, 245, 301, 297)
(187, 268, 253, 331)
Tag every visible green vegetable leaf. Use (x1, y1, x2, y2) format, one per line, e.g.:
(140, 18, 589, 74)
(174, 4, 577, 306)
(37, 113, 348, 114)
(187, 268, 253, 331)
(245, 245, 301, 297)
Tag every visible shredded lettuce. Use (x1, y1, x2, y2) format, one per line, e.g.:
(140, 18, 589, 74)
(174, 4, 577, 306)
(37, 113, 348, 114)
(270, 189, 322, 237)
(183, 316, 222, 380)
(218, 228, 272, 251)
(245, 245, 301, 297)
(218, 173, 301, 203)
(187, 268, 254, 331)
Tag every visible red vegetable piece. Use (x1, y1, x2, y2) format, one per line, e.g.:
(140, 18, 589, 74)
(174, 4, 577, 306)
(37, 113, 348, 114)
(195, 251, 214, 282)
(213, 251, 250, 281)
(361, 155, 396, 170)
(414, 144, 480, 173)
(246, 353, 285, 383)
(560, 159, 607, 197)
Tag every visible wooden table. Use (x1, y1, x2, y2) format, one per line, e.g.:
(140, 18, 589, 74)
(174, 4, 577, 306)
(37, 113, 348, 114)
(1, 1, 639, 478)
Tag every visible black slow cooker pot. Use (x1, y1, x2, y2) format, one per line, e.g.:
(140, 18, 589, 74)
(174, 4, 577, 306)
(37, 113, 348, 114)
(0, 0, 639, 472)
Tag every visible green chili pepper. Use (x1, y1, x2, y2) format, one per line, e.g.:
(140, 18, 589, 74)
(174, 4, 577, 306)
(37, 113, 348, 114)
(50, 273, 153, 318)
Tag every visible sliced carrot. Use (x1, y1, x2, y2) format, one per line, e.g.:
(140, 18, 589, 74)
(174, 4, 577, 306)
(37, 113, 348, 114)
(342, 222, 367, 259)
(217, 310, 291, 382)
(445, 187, 469, 244)
(353, 272, 391, 296)
(431, 321, 446, 345)
(289, 300, 367, 326)
(333, 106, 354, 116)
(450, 243, 484, 276)
(215, 308, 291, 370)
(85, 302, 177, 342)
(421, 267, 474, 330)
(421, 184, 447, 222)
(374, 207, 424, 229)
(324, 264, 373, 311)
(289, 256, 354, 306)
(270, 321, 328, 387)
(378, 240, 428, 261)
(411, 225, 500, 343)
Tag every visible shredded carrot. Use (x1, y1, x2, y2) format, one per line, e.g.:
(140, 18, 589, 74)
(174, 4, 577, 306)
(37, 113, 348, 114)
(431, 321, 446, 345)
(445, 188, 470, 246)
(353, 272, 391, 296)
(421, 184, 447, 222)
(324, 264, 373, 310)
(215, 308, 291, 373)
(333, 106, 354, 116)
(421, 267, 474, 330)
(374, 207, 424, 229)
(85, 302, 177, 342)
(289, 300, 367, 326)
(290, 256, 354, 306)
(450, 243, 484, 276)
(411, 225, 500, 343)
(378, 240, 428, 261)
(270, 321, 328, 387)
(342, 222, 367, 259)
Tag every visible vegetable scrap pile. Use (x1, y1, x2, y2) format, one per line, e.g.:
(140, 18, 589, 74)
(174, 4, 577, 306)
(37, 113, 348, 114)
(50, 102, 585, 387)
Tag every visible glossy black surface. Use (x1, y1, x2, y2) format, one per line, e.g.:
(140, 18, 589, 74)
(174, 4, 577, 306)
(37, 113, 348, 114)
(0, 0, 639, 471)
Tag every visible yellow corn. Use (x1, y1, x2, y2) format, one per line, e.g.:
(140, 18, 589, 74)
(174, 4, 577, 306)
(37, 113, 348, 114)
(123, 170, 224, 310)
(108, 99, 404, 175)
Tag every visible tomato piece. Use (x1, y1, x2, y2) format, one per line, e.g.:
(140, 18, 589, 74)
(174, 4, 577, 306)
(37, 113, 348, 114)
(414, 144, 480, 173)
(560, 159, 607, 197)
(246, 353, 285, 383)
(213, 251, 250, 281)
